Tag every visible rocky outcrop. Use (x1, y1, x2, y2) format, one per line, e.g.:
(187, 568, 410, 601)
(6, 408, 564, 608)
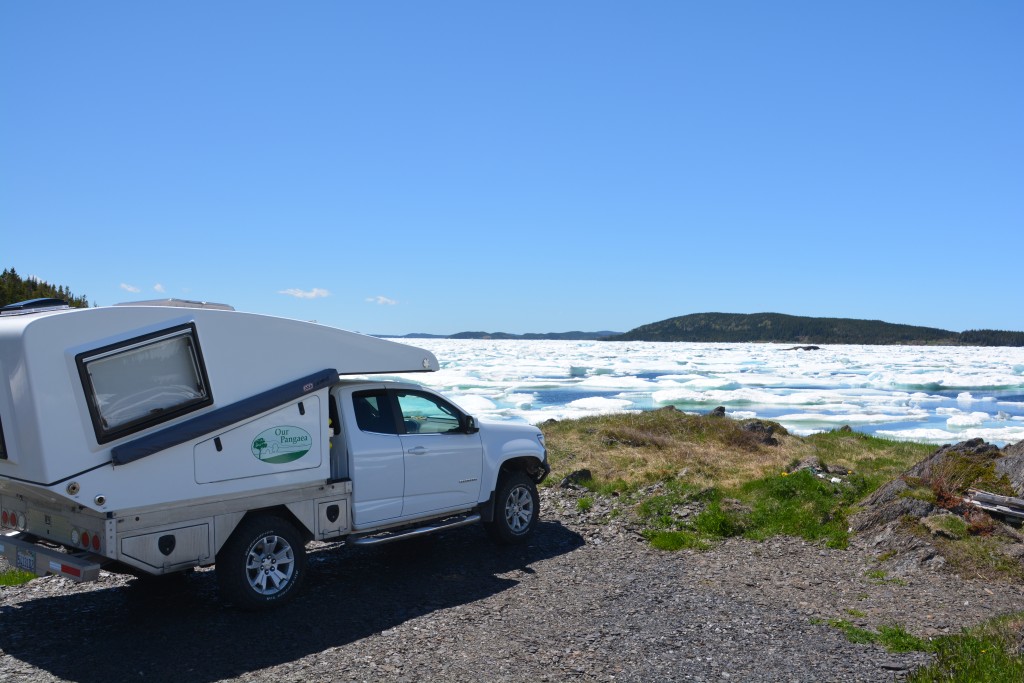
(851, 439, 1024, 576)
(995, 439, 1024, 494)
(742, 420, 779, 446)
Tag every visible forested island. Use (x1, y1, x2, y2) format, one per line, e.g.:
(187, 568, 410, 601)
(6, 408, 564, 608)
(604, 312, 1024, 347)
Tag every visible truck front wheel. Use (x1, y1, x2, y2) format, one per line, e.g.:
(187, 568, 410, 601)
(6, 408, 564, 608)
(484, 471, 539, 544)
(216, 515, 307, 609)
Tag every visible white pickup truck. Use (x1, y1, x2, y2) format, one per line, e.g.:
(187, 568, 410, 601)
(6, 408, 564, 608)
(0, 298, 549, 608)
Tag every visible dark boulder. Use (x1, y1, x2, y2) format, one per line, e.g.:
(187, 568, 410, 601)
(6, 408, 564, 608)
(742, 420, 778, 446)
(559, 469, 593, 489)
(708, 406, 726, 418)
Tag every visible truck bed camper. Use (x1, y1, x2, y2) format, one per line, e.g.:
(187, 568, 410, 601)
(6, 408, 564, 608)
(0, 299, 548, 608)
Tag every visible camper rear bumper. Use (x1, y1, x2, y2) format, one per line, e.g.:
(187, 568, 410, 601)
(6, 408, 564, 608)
(0, 532, 102, 582)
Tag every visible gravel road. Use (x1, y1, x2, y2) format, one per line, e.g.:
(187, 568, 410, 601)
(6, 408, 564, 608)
(3, 487, 1024, 683)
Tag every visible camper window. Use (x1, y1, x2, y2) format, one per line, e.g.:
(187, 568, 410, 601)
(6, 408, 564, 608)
(77, 324, 213, 443)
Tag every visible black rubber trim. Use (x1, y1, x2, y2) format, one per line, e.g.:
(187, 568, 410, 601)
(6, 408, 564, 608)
(111, 368, 338, 466)
(478, 490, 497, 523)
(536, 458, 551, 484)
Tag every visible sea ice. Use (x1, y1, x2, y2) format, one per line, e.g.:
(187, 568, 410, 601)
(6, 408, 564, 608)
(946, 412, 990, 429)
(388, 338, 1024, 445)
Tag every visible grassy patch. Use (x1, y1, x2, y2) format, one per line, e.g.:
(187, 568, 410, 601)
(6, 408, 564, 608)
(929, 452, 1017, 501)
(930, 534, 1024, 583)
(825, 612, 1024, 680)
(0, 568, 35, 586)
(741, 469, 871, 548)
(576, 497, 593, 512)
(541, 414, 938, 551)
(908, 614, 1024, 682)
(865, 568, 907, 586)
(827, 619, 931, 652)
(643, 530, 712, 551)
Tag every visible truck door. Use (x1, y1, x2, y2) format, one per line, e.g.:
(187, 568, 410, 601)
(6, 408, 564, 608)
(393, 390, 483, 517)
(346, 388, 405, 526)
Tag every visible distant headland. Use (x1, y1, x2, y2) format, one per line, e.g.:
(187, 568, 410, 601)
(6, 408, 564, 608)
(603, 312, 1024, 346)
(391, 313, 1024, 347)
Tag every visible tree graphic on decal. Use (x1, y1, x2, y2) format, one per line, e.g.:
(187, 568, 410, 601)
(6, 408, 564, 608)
(253, 437, 268, 459)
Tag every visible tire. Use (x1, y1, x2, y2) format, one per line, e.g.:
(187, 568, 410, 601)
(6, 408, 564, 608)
(216, 515, 307, 610)
(484, 471, 539, 544)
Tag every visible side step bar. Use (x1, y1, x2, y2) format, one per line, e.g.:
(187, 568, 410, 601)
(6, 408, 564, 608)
(0, 533, 102, 582)
(350, 514, 481, 546)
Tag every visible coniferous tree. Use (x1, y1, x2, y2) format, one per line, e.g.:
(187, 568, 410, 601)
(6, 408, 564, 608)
(0, 268, 91, 308)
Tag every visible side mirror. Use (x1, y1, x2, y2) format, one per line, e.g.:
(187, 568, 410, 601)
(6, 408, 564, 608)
(464, 415, 480, 434)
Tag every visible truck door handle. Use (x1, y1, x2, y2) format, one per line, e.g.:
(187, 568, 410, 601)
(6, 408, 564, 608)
(407, 446, 428, 455)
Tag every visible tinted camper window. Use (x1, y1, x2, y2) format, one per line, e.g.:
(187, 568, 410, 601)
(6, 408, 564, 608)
(78, 324, 212, 443)
(0, 414, 7, 460)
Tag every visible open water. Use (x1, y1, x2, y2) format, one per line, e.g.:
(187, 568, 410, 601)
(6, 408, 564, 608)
(386, 339, 1024, 446)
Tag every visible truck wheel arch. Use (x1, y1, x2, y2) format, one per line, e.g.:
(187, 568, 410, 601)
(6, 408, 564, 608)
(214, 505, 313, 557)
(480, 456, 547, 523)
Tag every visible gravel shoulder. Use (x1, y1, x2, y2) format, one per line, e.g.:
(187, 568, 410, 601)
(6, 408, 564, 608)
(3, 487, 1024, 682)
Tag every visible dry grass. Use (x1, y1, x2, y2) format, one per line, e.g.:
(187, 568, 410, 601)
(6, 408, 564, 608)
(541, 409, 934, 492)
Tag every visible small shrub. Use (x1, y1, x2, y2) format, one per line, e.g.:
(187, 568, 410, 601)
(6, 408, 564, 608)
(577, 497, 593, 512)
(964, 508, 995, 536)
(692, 501, 746, 538)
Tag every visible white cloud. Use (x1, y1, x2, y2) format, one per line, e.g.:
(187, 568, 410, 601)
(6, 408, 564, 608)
(278, 288, 330, 299)
(366, 295, 398, 306)
(154, 283, 166, 293)
(120, 283, 141, 293)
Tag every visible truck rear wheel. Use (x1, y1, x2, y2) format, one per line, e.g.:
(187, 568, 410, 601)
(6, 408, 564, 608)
(216, 515, 307, 609)
(484, 471, 539, 544)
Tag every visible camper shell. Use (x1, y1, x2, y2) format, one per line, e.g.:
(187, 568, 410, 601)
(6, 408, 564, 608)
(0, 301, 548, 607)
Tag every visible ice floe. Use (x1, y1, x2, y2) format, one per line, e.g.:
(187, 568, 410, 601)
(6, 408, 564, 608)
(387, 339, 1024, 445)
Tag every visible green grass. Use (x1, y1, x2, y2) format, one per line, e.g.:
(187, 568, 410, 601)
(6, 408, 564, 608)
(823, 612, 1024, 681)
(576, 497, 593, 512)
(826, 619, 930, 652)
(0, 568, 35, 586)
(741, 469, 872, 548)
(635, 469, 872, 550)
(865, 568, 907, 586)
(909, 628, 1024, 682)
(545, 415, 938, 551)
(643, 529, 712, 551)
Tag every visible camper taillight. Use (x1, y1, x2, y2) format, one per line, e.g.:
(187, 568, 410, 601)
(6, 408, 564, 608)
(1, 509, 25, 530)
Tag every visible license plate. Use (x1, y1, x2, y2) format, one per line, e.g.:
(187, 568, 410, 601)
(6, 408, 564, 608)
(16, 548, 36, 572)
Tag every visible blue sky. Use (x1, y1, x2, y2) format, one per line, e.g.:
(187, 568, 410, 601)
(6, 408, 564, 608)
(2, 2, 1021, 335)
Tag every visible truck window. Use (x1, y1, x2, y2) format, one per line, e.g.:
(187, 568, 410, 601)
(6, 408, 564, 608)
(0, 414, 7, 460)
(352, 391, 398, 435)
(395, 392, 463, 434)
(77, 324, 213, 444)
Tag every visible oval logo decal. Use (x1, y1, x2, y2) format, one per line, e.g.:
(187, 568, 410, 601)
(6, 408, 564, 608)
(251, 426, 312, 464)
